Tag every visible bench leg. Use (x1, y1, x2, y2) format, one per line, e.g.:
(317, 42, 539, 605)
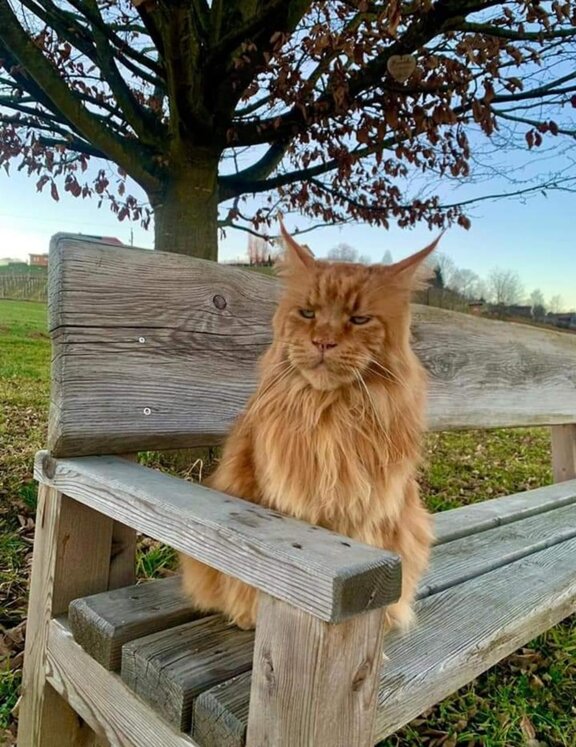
(551, 424, 576, 483)
(17, 486, 115, 747)
(107, 455, 138, 591)
(247, 595, 386, 747)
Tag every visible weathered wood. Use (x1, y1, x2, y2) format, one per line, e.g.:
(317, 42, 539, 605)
(420, 501, 576, 597)
(65, 496, 576, 736)
(67, 482, 576, 673)
(48, 236, 576, 457)
(107, 455, 138, 591)
(433, 478, 576, 544)
(108, 520, 137, 590)
(35, 451, 402, 623)
(69, 577, 200, 670)
(374, 535, 576, 740)
(122, 616, 255, 732)
(194, 535, 576, 747)
(18, 486, 114, 747)
(247, 596, 386, 747)
(551, 424, 576, 483)
(193, 673, 250, 747)
(47, 618, 197, 747)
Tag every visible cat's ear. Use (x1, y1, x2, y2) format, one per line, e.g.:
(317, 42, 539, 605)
(276, 218, 315, 275)
(387, 233, 444, 289)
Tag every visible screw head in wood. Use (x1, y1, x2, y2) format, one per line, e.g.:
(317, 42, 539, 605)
(138, 336, 146, 343)
(143, 407, 151, 415)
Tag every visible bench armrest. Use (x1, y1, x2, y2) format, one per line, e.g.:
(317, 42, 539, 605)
(35, 451, 401, 623)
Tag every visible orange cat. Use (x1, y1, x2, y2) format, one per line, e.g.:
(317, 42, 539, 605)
(181, 224, 439, 630)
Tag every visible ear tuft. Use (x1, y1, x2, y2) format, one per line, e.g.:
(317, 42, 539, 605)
(388, 232, 444, 289)
(275, 218, 315, 277)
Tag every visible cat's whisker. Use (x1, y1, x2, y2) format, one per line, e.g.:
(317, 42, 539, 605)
(353, 368, 392, 451)
(369, 359, 404, 384)
(251, 362, 296, 412)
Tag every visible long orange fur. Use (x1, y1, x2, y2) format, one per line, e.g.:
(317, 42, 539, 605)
(181, 225, 439, 630)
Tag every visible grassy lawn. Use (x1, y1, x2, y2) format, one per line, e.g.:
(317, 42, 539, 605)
(0, 298, 574, 746)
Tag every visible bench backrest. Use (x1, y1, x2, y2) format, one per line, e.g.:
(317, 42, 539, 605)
(48, 235, 576, 457)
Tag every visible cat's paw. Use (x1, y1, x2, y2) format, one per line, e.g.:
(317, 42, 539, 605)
(230, 612, 256, 631)
(384, 601, 415, 632)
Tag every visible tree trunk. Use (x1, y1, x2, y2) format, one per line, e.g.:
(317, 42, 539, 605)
(152, 148, 220, 260)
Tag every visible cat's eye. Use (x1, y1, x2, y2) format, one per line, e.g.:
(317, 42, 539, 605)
(350, 315, 371, 325)
(299, 309, 315, 319)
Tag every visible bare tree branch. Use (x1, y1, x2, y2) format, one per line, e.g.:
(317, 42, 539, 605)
(0, 0, 160, 191)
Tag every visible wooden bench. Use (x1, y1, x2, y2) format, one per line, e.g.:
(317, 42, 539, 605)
(18, 235, 576, 747)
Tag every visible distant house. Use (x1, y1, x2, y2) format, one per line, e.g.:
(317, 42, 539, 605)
(503, 304, 533, 319)
(555, 312, 576, 330)
(468, 299, 487, 315)
(83, 235, 124, 246)
(29, 253, 49, 267)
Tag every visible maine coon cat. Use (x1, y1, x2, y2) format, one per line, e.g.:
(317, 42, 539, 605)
(181, 224, 439, 630)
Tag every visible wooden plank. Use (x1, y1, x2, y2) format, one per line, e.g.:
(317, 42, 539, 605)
(193, 673, 250, 747)
(18, 486, 114, 747)
(433, 478, 576, 544)
(194, 536, 576, 747)
(121, 616, 255, 732)
(35, 451, 402, 623)
(68, 484, 576, 673)
(48, 236, 576, 457)
(551, 424, 576, 482)
(70, 496, 576, 745)
(247, 596, 386, 747)
(68, 577, 201, 670)
(420, 501, 576, 597)
(108, 520, 137, 590)
(374, 534, 576, 740)
(107, 455, 138, 591)
(46, 617, 197, 747)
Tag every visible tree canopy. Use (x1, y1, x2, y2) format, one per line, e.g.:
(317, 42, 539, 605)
(0, 0, 575, 258)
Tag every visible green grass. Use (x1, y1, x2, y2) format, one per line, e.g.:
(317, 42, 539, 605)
(0, 299, 574, 746)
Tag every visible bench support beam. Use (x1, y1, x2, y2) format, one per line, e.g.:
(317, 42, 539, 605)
(551, 424, 576, 483)
(247, 595, 386, 747)
(17, 486, 114, 747)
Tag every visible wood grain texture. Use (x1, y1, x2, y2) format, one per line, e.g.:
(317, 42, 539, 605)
(107, 455, 138, 591)
(420, 501, 576, 598)
(193, 673, 250, 747)
(47, 236, 576, 457)
(47, 618, 197, 747)
(66, 493, 576, 738)
(121, 616, 255, 732)
(18, 487, 114, 747)
(35, 451, 402, 623)
(433, 478, 576, 544)
(374, 535, 576, 740)
(68, 480, 576, 673)
(108, 520, 137, 590)
(551, 424, 576, 483)
(247, 596, 387, 747)
(68, 577, 200, 670)
(195, 536, 576, 746)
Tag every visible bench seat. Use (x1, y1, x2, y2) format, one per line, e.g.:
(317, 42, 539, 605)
(63, 476, 576, 745)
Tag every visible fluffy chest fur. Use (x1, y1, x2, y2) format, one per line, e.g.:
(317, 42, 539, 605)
(249, 387, 415, 543)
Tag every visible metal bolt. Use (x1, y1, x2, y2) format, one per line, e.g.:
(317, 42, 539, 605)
(143, 407, 151, 416)
(138, 336, 146, 343)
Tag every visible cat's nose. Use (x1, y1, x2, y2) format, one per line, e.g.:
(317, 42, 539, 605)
(312, 338, 337, 353)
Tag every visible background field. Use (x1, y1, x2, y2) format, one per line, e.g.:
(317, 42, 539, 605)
(0, 299, 574, 747)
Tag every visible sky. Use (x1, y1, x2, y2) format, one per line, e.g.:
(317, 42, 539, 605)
(0, 159, 574, 310)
